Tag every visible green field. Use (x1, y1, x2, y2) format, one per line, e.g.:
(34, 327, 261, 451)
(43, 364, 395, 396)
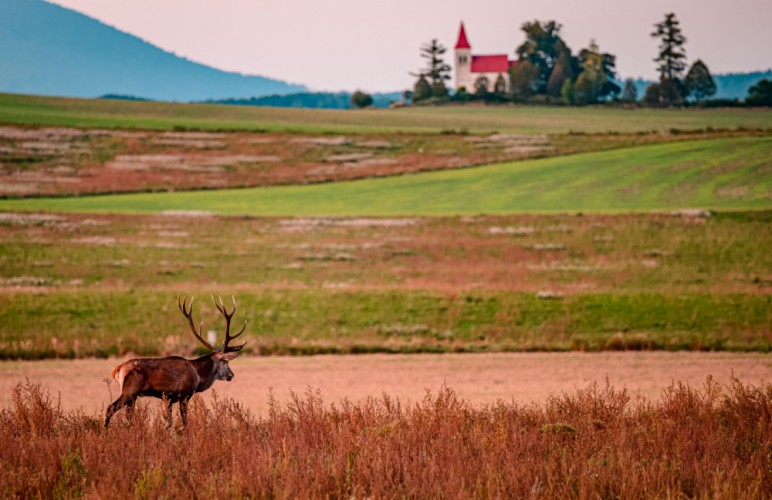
(2, 92, 772, 134)
(1, 289, 769, 359)
(0, 95, 769, 358)
(0, 211, 769, 358)
(1, 137, 769, 215)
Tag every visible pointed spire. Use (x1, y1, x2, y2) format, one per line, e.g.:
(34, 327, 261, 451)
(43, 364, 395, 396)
(455, 22, 471, 50)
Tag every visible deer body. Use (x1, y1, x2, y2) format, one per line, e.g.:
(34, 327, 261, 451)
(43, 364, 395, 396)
(104, 297, 246, 428)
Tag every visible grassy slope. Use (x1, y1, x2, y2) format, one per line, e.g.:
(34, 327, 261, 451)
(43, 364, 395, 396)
(2, 93, 772, 134)
(1, 137, 769, 215)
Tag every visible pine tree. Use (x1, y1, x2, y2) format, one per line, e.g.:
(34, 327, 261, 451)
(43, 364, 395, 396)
(418, 39, 451, 97)
(652, 13, 687, 105)
(684, 60, 716, 102)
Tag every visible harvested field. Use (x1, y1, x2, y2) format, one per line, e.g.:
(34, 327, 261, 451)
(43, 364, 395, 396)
(0, 352, 768, 416)
(0, 125, 532, 197)
(1, 123, 768, 198)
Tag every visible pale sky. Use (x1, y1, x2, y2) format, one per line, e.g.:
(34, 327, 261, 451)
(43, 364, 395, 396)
(48, 0, 772, 93)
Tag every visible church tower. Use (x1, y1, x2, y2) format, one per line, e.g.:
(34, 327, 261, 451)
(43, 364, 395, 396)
(454, 22, 472, 91)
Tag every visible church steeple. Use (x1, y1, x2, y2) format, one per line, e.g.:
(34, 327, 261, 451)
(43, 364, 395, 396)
(455, 22, 471, 49)
(454, 22, 472, 91)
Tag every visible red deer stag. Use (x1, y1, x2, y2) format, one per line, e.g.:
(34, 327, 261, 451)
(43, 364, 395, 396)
(104, 295, 246, 428)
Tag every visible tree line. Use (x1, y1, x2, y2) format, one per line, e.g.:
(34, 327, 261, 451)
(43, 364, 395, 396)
(409, 13, 772, 107)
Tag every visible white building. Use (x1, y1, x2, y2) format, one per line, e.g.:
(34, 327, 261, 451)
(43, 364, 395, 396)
(454, 22, 517, 93)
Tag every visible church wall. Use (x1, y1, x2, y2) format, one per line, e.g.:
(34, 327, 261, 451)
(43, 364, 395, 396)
(454, 50, 472, 91)
(470, 72, 510, 92)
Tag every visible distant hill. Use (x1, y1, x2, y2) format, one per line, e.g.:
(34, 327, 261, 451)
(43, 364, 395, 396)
(632, 70, 772, 101)
(208, 92, 403, 109)
(713, 70, 772, 99)
(0, 0, 305, 101)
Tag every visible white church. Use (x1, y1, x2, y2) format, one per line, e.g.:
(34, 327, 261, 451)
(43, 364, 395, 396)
(454, 22, 518, 92)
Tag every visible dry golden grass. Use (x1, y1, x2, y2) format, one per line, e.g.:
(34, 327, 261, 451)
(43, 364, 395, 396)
(3, 378, 771, 498)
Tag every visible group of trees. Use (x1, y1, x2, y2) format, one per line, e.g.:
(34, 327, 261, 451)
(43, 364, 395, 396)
(409, 13, 770, 107)
(643, 13, 717, 106)
(508, 21, 621, 105)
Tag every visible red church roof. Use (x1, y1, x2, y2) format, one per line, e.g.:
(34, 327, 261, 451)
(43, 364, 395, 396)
(455, 22, 471, 49)
(471, 55, 510, 73)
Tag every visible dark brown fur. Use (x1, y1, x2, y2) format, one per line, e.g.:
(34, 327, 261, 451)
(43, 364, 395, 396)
(104, 352, 238, 428)
(104, 295, 245, 428)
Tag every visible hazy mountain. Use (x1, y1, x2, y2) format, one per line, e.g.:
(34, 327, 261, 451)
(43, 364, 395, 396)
(0, 0, 305, 101)
(712, 70, 772, 99)
(632, 70, 772, 101)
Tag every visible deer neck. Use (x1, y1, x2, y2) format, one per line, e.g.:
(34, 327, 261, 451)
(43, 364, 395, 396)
(190, 355, 218, 392)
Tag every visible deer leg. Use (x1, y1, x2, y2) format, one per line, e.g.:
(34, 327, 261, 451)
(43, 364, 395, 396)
(162, 397, 174, 429)
(104, 399, 120, 427)
(179, 397, 191, 427)
(125, 398, 135, 423)
(105, 396, 131, 428)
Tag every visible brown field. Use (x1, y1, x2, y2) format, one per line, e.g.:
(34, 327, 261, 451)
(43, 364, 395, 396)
(1, 352, 769, 416)
(0, 126, 530, 196)
(1, 124, 765, 197)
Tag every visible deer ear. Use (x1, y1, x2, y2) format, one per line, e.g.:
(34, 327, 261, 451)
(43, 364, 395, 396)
(221, 352, 239, 362)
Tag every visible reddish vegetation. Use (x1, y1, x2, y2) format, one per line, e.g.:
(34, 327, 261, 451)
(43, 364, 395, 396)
(0, 126, 526, 197)
(3, 379, 770, 497)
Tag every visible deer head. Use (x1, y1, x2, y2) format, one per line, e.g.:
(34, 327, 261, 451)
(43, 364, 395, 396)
(178, 294, 247, 383)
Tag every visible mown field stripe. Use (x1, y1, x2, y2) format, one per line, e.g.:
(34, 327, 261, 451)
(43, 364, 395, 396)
(0, 137, 770, 216)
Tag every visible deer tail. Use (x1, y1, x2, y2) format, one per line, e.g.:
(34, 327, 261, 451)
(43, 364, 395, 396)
(110, 362, 128, 391)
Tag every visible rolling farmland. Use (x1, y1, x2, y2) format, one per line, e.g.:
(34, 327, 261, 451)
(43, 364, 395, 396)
(1, 95, 771, 497)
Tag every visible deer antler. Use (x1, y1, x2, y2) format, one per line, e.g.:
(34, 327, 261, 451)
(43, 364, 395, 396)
(178, 295, 217, 352)
(211, 294, 247, 353)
